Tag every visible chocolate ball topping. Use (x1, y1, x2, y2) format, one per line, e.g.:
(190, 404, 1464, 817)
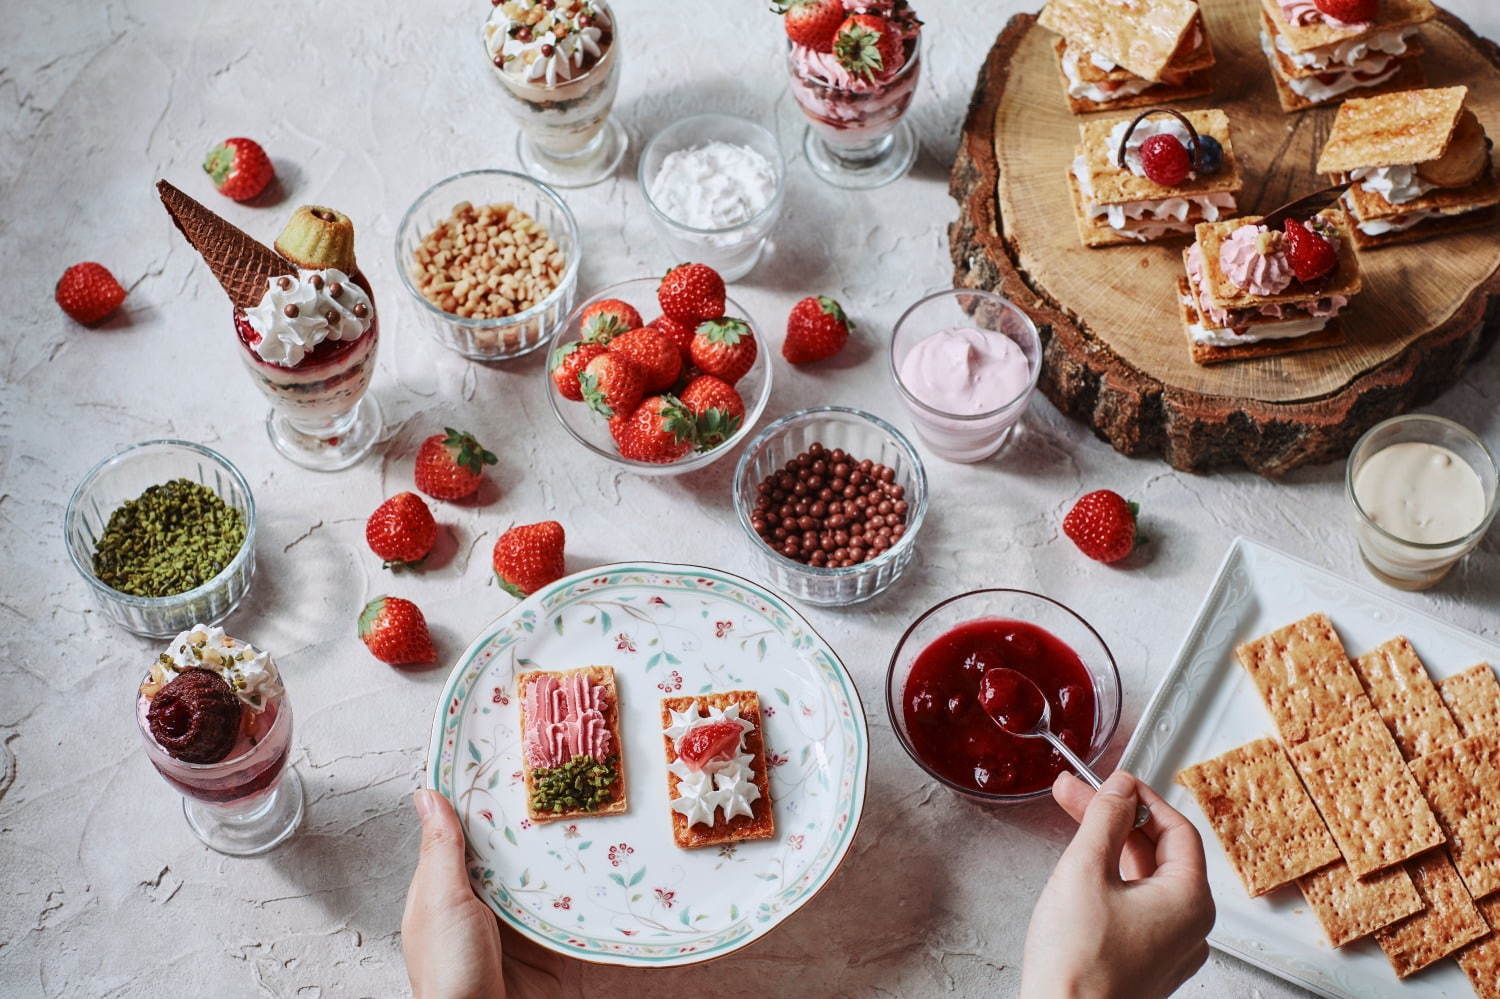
(749, 442, 909, 569)
(146, 668, 243, 764)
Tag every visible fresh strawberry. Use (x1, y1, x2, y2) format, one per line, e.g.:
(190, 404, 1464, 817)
(358, 596, 436, 665)
(550, 340, 608, 402)
(607, 326, 682, 392)
(1283, 218, 1339, 284)
(203, 137, 275, 202)
(579, 352, 646, 419)
(55, 262, 126, 325)
(1062, 490, 1139, 564)
(492, 521, 566, 597)
(1313, 0, 1377, 23)
(647, 314, 696, 365)
(1139, 133, 1191, 186)
(782, 295, 854, 364)
(677, 720, 746, 770)
(413, 428, 498, 501)
(690, 318, 758, 385)
(775, 0, 845, 52)
(610, 395, 697, 464)
(657, 263, 726, 325)
(365, 492, 438, 569)
(678, 375, 745, 450)
(832, 13, 903, 81)
(579, 298, 642, 344)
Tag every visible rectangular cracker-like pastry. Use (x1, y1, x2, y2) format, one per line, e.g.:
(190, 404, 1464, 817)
(1052, 38, 1216, 116)
(1263, 45, 1426, 114)
(1298, 859, 1424, 947)
(1038, 0, 1200, 82)
(1352, 637, 1462, 760)
(1235, 613, 1376, 745)
(1411, 734, 1500, 900)
(1316, 85, 1468, 175)
(1194, 215, 1362, 312)
(1349, 202, 1500, 250)
(1458, 895, 1500, 998)
(518, 666, 628, 822)
(1176, 737, 1340, 897)
(661, 691, 775, 850)
(1440, 664, 1500, 739)
(1375, 849, 1489, 978)
(1259, 0, 1435, 57)
(1177, 275, 1346, 366)
(1290, 714, 1445, 878)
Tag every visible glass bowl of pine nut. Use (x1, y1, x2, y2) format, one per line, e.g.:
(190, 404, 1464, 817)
(395, 169, 581, 362)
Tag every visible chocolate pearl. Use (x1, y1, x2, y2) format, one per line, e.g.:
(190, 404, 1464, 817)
(811, 460, 828, 475)
(854, 496, 869, 510)
(878, 500, 893, 514)
(834, 530, 849, 546)
(277, 276, 293, 291)
(827, 514, 846, 529)
(878, 524, 893, 537)
(842, 484, 858, 499)
(328, 281, 344, 299)
(830, 449, 847, 463)
(859, 459, 874, 472)
(809, 551, 826, 567)
(796, 451, 813, 467)
(809, 501, 826, 518)
(892, 524, 906, 538)
(793, 481, 808, 497)
(894, 500, 908, 515)
(309, 273, 324, 290)
(819, 488, 834, 503)
(802, 531, 819, 547)
(751, 518, 766, 533)
(850, 470, 866, 486)
(353, 303, 369, 319)
(890, 485, 905, 500)
(833, 549, 848, 562)
(809, 442, 826, 456)
(849, 546, 865, 562)
(773, 527, 788, 541)
(283, 304, 299, 318)
(782, 542, 800, 559)
(798, 516, 815, 531)
(793, 500, 808, 516)
(833, 462, 850, 478)
(880, 467, 896, 482)
(771, 490, 787, 503)
(777, 473, 795, 491)
(830, 477, 846, 492)
(783, 460, 799, 475)
(517, 26, 533, 41)
(324, 309, 340, 324)
(821, 537, 836, 553)
(778, 505, 795, 522)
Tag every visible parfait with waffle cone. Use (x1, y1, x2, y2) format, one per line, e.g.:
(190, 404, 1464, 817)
(157, 181, 382, 470)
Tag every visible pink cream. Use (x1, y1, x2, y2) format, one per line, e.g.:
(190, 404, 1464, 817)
(523, 673, 612, 769)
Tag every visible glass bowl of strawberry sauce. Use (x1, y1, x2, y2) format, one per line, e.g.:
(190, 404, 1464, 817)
(886, 590, 1121, 802)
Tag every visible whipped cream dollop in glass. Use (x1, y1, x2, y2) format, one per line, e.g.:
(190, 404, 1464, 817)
(244, 269, 373, 367)
(145, 623, 284, 711)
(484, 0, 612, 86)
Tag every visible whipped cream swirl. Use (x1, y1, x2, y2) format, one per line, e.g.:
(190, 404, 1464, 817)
(1349, 164, 1437, 205)
(1219, 225, 1294, 296)
(663, 703, 760, 828)
(244, 269, 372, 367)
(523, 672, 612, 769)
(484, 1, 611, 87)
(146, 624, 283, 711)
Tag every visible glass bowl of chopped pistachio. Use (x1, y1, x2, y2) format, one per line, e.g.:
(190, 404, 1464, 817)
(64, 440, 256, 638)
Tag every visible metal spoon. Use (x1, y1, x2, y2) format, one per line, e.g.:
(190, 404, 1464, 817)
(979, 667, 1150, 829)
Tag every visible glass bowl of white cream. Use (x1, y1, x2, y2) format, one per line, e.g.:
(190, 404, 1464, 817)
(889, 289, 1043, 463)
(1346, 414, 1498, 590)
(638, 113, 786, 281)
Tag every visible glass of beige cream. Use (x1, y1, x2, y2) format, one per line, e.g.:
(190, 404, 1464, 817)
(1346, 415, 1498, 590)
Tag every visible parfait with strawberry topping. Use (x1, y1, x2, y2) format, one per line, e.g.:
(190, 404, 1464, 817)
(779, 0, 923, 188)
(157, 182, 382, 470)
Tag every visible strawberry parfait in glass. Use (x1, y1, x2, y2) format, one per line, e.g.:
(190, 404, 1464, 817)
(136, 625, 304, 855)
(780, 0, 923, 189)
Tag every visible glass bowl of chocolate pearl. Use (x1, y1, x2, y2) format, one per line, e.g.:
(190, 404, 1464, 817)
(733, 407, 927, 606)
(64, 440, 257, 638)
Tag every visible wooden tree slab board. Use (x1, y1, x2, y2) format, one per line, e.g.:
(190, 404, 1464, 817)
(949, 1, 1500, 476)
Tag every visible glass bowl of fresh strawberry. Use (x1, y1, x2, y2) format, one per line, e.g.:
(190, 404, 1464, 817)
(544, 268, 773, 476)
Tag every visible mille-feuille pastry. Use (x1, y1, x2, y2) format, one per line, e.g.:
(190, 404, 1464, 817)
(1069, 107, 1241, 247)
(660, 691, 774, 850)
(1317, 86, 1499, 247)
(518, 666, 628, 822)
(1258, 0, 1434, 112)
(1038, 0, 1215, 115)
(1178, 207, 1361, 365)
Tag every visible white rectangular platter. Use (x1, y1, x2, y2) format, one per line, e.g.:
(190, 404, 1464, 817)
(1120, 536, 1500, 999)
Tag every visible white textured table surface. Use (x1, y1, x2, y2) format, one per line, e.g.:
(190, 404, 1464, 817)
(3, 1, 1498, 996)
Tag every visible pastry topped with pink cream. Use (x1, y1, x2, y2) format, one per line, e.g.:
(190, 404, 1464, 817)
(518, 666, 627, 821)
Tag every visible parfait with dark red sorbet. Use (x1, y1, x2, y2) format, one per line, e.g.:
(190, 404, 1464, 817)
(137, 625, 303, 855)
(778, 0, 923, 188)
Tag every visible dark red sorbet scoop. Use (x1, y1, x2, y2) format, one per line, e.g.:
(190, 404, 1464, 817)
(978, 667, 1048, 734)
(147, 668, 242, 764)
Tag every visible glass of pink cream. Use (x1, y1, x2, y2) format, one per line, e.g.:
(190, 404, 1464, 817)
(889, 289, 1041, 463)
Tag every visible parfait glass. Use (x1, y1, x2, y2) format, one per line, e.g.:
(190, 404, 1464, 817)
(786, 35, 922, 190)
(136, 672, 304, 856)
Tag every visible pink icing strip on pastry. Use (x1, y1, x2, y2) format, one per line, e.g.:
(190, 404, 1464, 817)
(1218, 225, 1294, 296)
(523, 673, 612, 769)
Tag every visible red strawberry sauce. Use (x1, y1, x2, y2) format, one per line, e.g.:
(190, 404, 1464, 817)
(902, 619, 1096, 795)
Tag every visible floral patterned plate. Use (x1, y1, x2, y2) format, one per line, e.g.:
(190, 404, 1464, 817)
(426, 563, 869, 968)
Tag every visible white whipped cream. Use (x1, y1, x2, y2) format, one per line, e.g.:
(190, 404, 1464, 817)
(648, 142, 777, 232)
(1060, 49, 1156, 102)
(1352, 202, 1480, 235)
(1348, 164, 1437, 205)
(244, 269, 372, 367)
(1274, 25, 1418, 70)
(1182, 301, 1330, 346)
(1072, 155, 1235, 239)
(1259, 31, 1402, 102)
(151, 624, 283, 711)
(484, 1, 611, 87)
(663, 703, 760, 828)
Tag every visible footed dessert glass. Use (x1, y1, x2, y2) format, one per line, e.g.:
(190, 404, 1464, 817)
(787, 35, 921, 190)
(136, 672, 303, 856)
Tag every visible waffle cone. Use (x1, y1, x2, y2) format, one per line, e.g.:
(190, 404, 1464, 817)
(156, 180, 296, 310)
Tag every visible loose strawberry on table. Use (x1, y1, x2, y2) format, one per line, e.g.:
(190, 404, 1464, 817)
(611, 395, 698, 464)
(690, 318, 757, 385)
(579, 297, 642, 344)
(358, 596, 436, 665)
(607, 326, 682, 392)
(493, 521, 567, 597)
(679, 375, 744, 450)
(776, 0, 846, 53)
(833, 13, 903, 81)
(1062, 490, 1139, 564)
(365, 492, 438, 569)
(550, 340, 609, 402)
(657, 263, 726, 324)
(579, 351, 646, 419)
(55, 262, 127, 325)
(414, 428, 498, 501)
(204, 137, 275, 202)
(783, 295, 854, 364)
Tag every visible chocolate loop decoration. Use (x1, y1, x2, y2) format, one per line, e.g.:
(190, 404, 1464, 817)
(1116, 107, 1202, 171)
(1258, 183, 1352, 232)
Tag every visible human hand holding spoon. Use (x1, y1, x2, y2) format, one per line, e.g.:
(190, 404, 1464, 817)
(978, 667, 1150, 828)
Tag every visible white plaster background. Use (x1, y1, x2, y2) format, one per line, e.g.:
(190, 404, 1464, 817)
(2, 0, 1498, 996)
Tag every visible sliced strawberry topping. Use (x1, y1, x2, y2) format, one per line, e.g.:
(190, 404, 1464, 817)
(677, 720, 745, 770)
